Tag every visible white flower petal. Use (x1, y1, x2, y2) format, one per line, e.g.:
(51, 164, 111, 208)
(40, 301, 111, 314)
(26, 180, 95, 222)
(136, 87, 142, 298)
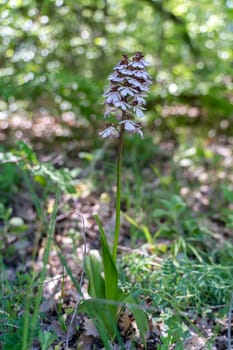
(114, 77, 125, 83)
(114, 101, 130, 111)
(99, 126, 119, 138)
(134, 107, 145, 118)
(114, 63, 127, 70)
(105, 92, 121, 104)
(119, 86, 137, 97)
(108, 72, 118, 80)
(120, 120, 135, 130)
(123, 120, 137, 132)
(104, 104, 116, 117)
(140, 59, 150, 67)
(134, 95, 146, 105)
(133, 71, 149, 79)
(119, 120, 144, 138)
(108, 73, 125, 83)
(128, 61, 145, 68)
(140, 86, 149, 92)
(120, 69, 134, 75)
(127, 78, 145, 89)
(137, 128, 144, 139)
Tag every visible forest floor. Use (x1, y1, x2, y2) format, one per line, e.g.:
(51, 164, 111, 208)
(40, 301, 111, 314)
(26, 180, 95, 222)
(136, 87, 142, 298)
(1, 115, 233, 349)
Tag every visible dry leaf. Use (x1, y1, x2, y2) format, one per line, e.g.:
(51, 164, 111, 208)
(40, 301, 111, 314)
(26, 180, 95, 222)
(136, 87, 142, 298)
(40, 298, 57, 313)
(78, 334, 94, 350)
(50, 320, 67, 340)
(118, 310, 132, 336)
(184, 333, 206, 350)
(118, 309, 139, 338)
(83, 317, 99, 337)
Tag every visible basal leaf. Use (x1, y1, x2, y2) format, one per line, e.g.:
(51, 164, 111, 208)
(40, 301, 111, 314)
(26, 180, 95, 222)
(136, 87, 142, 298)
(85, 254, 105, 299)
(94, 215, 118, 300)
(79, 299, 120, 346)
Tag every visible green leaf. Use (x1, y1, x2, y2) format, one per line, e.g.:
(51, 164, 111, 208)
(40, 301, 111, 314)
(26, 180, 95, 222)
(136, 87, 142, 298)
(17, 141, 38, 165)
(94, 215, 118, 301)
(153, 209, 168, 218)
(85, 254, 105, 299)
(79, 299, 119, 349)
(39, 330, 57, 350)
(150, 164, 161, 177)
(9, 217, 24, 227)
(124, 213, 140, 228)
(141, 225, 153, 244)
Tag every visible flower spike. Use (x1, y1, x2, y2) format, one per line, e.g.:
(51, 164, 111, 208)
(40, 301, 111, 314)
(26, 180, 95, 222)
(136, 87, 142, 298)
(100, 52, 151, 138)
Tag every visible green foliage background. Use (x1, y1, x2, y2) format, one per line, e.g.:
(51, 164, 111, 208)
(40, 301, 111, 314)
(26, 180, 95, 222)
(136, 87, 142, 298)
(0, 0, 232, 134)
(0, 2, 233, 348)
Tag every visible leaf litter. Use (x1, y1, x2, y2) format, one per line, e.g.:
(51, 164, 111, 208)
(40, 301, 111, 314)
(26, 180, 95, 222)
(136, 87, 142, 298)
(1, 118, 233, 349)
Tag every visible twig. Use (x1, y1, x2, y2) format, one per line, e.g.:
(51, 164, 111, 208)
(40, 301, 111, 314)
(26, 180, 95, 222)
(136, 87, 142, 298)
(65, 212, 87, 350)
(227, 292, 233, 350)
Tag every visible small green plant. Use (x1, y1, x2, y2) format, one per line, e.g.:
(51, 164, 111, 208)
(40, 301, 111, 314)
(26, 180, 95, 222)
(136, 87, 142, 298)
(124, 193, 207, 259)
(121, 252, 233, 348)
(79, 52, 152, 347)
(39, 330, 57, 350)
(122, 253, 233, 310)
(0, 314, 39, 350)
(15, 141, 76, 194)
(153, 194, 208, 259)
(0, 190, 60, 350)
(22, 190, 60, 350)
(220, 184, 233, 230)
(0, 203, 27, 253)
(0, 149, 21, 204)
(80, 216, 148, 348)
(158, 309, 190, 350)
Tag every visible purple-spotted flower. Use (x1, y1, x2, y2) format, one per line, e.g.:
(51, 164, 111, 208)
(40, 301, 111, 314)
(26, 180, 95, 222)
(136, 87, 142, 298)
(99, 52, 151, 139)
(99, 126, 119, 138)
(119, 120, 144, 139)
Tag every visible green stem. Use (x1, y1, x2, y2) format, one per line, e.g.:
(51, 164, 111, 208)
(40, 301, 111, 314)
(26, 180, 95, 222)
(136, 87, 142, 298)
(113, 125, 124, 262)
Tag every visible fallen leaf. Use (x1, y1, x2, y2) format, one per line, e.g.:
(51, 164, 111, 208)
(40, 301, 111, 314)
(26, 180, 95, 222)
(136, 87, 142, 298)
(83, 317, 99, 337)
(184, 333, 206, 350)
(78, 334, 94, 350)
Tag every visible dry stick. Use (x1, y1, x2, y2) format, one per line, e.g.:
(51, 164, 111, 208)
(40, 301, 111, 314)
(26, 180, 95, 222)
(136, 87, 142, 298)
(65, 213, 87, 350)
(227, 292, 233, 350)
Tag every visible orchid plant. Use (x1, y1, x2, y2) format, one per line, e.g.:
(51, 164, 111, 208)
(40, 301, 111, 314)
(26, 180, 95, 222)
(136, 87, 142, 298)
(100, 51, 152, 261)
(80, 53, 152, 348)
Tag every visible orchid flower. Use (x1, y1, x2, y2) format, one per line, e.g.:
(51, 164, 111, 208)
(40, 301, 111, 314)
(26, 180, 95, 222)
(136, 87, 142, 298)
(100, 52, 152, 139)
